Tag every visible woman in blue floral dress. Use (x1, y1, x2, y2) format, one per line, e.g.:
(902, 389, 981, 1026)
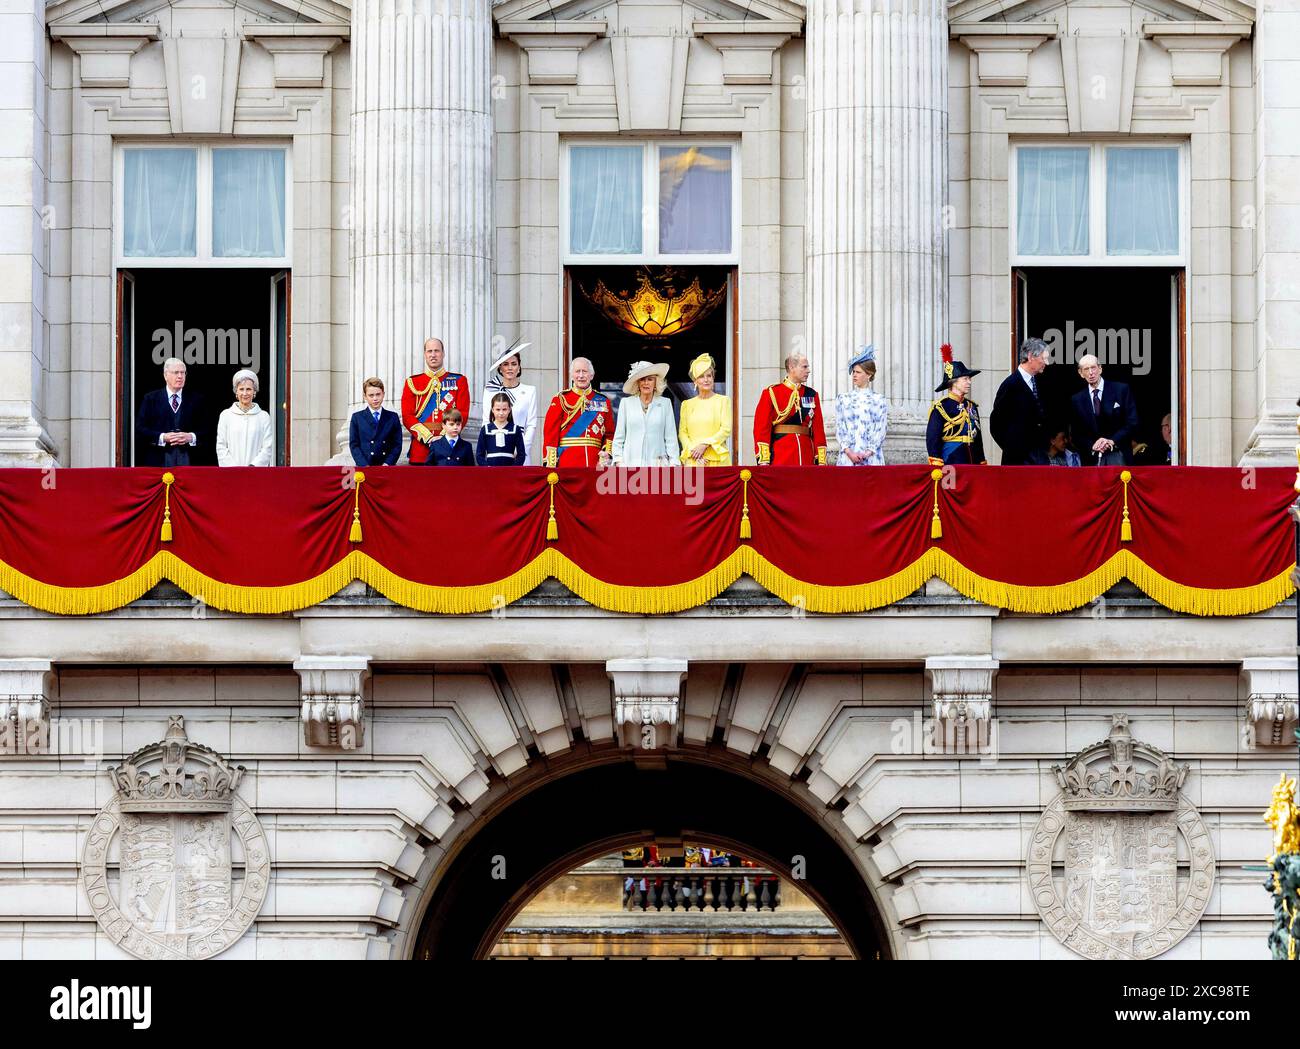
(834, 345, 888, 466)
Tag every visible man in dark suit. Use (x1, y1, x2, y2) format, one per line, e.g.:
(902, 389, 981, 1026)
(349, 377, 403, 466)
(1070, 353, 1140, 466)
(135, 357, 207, 466)
(990, 337, 1052, 465)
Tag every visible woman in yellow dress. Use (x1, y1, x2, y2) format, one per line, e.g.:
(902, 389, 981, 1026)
(678, 353, 732, 465)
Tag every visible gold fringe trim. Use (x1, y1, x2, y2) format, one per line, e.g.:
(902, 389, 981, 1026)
(0, 547, 1292, 617)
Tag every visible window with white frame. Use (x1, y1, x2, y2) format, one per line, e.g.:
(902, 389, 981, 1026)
(116, 144, 292, 266)
(564, 141, 739, 264)
(1012, 143, 1185, 265)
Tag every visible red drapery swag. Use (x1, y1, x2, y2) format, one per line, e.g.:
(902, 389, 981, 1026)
(0, 466, 1291, 616)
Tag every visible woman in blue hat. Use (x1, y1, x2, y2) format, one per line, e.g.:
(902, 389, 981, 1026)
(834, 345, 888, 466)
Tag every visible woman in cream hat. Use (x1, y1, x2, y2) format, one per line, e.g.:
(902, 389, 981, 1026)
(678, 353, 731, 465)
(611, 359, 680, 466)
(216, 369, 273, 466)
(481, 338, 537, 464)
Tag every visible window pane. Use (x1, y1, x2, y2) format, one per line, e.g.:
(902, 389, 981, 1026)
(1107, 147, 1179, 256)
(123, 148, 197, 257)
(1016, 147, 1089, 256)
(659, 146, 732, 254)
(213, 148, 287, 258)
(570, 145, 642, 254)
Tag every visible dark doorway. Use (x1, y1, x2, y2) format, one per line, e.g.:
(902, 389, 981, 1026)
(1017, 266, 1180, 463)
(567, 265, 732, 420)
(411, 756, 889, 960)
(120, 268, 289, 465)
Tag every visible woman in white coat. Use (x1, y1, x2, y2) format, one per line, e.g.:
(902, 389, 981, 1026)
(612, 360, 679, 466)
(216, 369, 273, 467)
(481, 340, 538, 464)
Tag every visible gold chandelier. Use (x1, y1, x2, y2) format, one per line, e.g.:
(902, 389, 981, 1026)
(581, 268, 727, 339)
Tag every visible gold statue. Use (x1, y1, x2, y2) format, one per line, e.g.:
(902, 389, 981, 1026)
(1264, 773, 1300, 861)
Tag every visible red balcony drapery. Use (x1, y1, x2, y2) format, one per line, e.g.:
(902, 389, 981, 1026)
(0, 465, 1292, 616)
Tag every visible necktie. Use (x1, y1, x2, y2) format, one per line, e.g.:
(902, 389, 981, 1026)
(1029, 374, 1038, 398)
(373, 411, 380, 423)
(170, 394, 179, 413)
(1092, 388, 1101, 416)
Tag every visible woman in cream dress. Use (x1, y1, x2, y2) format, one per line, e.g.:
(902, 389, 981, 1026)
(612, 361, 680, 466)
(677, 353, 731, 465)
(481, 340, 538, 464)
(216, 369, 273, 466)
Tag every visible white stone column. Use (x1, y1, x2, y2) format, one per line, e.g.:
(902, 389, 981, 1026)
(804, 0, 948, 462)
(0, 0, 54, 466)
(1243, 0, 1300, 463)
(346, 0, 493, 455)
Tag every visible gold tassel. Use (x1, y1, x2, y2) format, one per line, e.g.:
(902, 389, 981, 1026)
(160, 472, 175, 542)
(546, 472, 559, 541)
(1119, 469, 1133, 543)
(349, 471, 365, 544)
(739, 469, 753, 539)
(930, 468, 943, 540)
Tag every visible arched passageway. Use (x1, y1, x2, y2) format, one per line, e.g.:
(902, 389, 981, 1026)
(411, 755, 891, 959)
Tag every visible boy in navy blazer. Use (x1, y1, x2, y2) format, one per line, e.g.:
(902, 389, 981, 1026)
(421, 407, 476, 466)
(349, 377, 403, 466)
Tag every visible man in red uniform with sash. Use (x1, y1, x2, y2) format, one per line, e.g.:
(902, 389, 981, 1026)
(753, 352, 828, 465)
(543, 357, 615, 467)
(402, 337, 471, 464)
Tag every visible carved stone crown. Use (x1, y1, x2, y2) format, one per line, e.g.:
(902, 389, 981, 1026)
(109, 716, 245, 813)
(1053, 714, 1187, 812)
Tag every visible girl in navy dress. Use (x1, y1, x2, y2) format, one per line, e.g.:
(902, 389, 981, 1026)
(476, 392, 527, 466)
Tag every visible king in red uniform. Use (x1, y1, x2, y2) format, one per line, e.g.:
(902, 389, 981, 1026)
(401, 337, 471, 464)
(543, 357, 615, 467)
(753, 352, 828, 465)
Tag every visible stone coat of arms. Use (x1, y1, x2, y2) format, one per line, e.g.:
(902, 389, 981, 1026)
(81, 716, 269, 960)
(1027, 715, 1214, 960)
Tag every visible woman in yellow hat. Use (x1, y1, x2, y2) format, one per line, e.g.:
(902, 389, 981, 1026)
(678, 353, 732, 465)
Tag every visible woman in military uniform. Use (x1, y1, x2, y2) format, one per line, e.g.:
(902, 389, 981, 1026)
(926, 344, 987, 466)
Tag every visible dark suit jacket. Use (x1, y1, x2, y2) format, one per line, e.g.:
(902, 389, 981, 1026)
(135, 388, 208, 466)
(1070, 381, 1140, 464)
(990, 370, 1049, 465)
(349, 407, 402, 467)
(421, 436, 476, 466)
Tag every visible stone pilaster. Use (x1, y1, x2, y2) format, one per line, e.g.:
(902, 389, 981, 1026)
(346, 0, 493, 456)
(1243, 0, 1300, 463)
(0, 0, 55, 466)
(804, 0, 948, 462)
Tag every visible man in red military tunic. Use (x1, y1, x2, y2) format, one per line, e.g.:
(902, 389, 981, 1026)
(543, 357, 615, 467)
(753, 352, 828, 465)
(401, 337, 471, 464)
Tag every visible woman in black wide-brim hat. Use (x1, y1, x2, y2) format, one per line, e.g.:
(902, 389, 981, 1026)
(926, 344, 987, 466)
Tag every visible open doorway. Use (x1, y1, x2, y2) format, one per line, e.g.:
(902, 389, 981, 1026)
(117, 268, 290, 466)
(1012, 266, 1184, 464)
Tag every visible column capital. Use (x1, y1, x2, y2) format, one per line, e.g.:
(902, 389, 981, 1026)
(294, 656, 370, 750)
(607, 659, 687, 750)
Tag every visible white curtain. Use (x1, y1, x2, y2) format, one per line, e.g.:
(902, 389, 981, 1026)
(569, 145, 643, 254)
(212, 148, 287, 258)
(1106, 148, 1179, 256)
(659, 146, 731, 254)
(123, 149, 197, 257)
(1016, 147, 1089, 256)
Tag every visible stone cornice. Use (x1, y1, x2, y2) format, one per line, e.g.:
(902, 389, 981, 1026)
(497, 20, 606, 85)
(48, 23, 160, 88)
(951, 22, 1058, 88)
(693, 20, 801, 85)
(242, 23, 349, 88)
(1142, 21, 1253, 86)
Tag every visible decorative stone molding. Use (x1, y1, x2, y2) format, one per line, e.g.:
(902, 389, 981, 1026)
(1242, 658, 1299, 748)
(951, 22, 1058, 87)
(81, 716, 270, 960)
(925, 657, 996, 750)
(1143, 22, 1251, 87)
(241, 24, 349, 89)
(610, 28, 690, 131)
(693, 21, 801, 85)
(162, 35, 242, 134)
(0, 659, 53, 756)
(48, 23, 160, 88)
(497, 20, 605, 85)
(607, 658, 687, 749)
(1029, 714, 1213, 959)
(1060, 34, 1139, 133)
(295, 656, 369, 750)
